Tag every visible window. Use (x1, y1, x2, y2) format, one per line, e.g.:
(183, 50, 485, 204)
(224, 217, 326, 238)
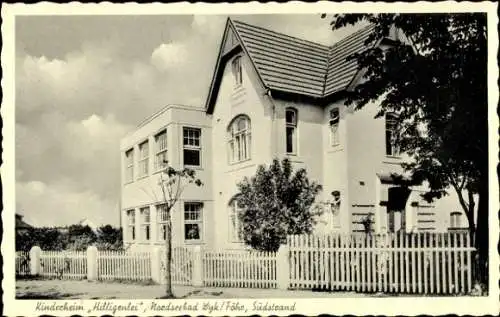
(286, 108, 298, 154)
(450, 212, 462, 228)
(140, 207, 151, 241)
(331, 191, 341, 227)
(124, 149, 134, 183)
(184, 203, 203, 242)
(385, 113, 400, 156)
(228, 115, 251, 163)
(126, 209, 135, 240)
(183, 127, 201, 167)
(138, 141, 149, 177)
(154, 130, 168, 171)
(329, 108, 340, 146)
(229, 200, 244, 242)
(231, 56, 242, 86)
(157, 204, 168, 241)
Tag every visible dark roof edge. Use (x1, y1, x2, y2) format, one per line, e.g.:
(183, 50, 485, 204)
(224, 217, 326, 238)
(205, 18, 232, 114)
(232, 19, 330, 51)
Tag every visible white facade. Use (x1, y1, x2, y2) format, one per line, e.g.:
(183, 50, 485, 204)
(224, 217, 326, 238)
(120, 19, 469, 251)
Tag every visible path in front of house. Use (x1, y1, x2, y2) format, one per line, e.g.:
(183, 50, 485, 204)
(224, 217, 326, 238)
(15, 279, 372, 299)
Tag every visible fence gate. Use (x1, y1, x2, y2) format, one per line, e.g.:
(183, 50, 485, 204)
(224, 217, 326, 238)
(287, 232, 475, 295)
(160, 247, 193, 285)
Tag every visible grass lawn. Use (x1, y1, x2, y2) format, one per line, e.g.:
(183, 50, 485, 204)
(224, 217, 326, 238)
(15, 279, 369, 299)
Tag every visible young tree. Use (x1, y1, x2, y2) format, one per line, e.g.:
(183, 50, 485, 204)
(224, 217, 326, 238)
(235, 158, 322, 252)
(157, 164, 202, 298)
(323, 13, 488, 284)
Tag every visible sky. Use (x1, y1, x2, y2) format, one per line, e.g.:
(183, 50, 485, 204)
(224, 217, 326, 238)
(15, 14, 362, 228)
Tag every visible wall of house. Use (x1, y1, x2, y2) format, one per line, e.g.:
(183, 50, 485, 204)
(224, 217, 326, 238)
(320, 100, 351, 233)
(120, 106, 213, 250)
(344, 99, 469, 233)
(210, 51, 275, 249)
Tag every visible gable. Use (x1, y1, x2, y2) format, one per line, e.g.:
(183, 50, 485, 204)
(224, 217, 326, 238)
(222, 26, 241, 55)
(205, 19, 412, 113)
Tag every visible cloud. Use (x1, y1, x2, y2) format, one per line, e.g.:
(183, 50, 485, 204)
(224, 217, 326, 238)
(15, 15, 362, 227)
(150, 43, 189, 71)
(15, 26, 217, 226)
(16, 180, 118, 227)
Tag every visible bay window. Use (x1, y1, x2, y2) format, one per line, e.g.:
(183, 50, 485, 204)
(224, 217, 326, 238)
(154, 130, 168, 171)
(183, 127, 201, 167)
(138, 140, 149, 177)
(184, 202, 203, 242)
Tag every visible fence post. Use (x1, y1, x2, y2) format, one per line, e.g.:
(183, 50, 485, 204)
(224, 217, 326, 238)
(192, 246, 203, 287)
(151, 247, 162, 284)
(277, 244, 290, 290)
(87, 246, 98, 281)
(29, 246, 41, 276)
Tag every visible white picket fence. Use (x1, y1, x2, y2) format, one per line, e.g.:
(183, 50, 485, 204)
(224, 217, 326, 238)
(18, 231, 476, 295)
(203, 249, 277, 288)
(97, 250, 151, 281)
(40, 250, 87, 279)
(288, 232, 475, 294)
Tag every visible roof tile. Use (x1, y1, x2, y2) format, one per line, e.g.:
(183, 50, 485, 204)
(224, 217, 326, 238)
(231, 19, 376, 98)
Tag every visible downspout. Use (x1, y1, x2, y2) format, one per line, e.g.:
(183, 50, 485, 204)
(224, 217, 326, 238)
(265, 88, 278, 158)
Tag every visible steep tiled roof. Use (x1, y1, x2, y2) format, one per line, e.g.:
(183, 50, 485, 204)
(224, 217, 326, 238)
(325, 24, 376, 95)
(206, 19, 380, 112)
(233, 20, 377, 98)
(232, 20, 329, 98)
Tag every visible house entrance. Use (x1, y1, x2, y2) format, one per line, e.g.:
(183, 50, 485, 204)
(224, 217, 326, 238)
(387, 186, 411, 232)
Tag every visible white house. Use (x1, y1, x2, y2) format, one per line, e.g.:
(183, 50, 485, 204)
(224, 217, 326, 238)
(120, 18, 468, 251)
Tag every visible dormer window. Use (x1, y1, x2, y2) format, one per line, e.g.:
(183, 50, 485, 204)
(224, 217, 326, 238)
(231, 56, 242, 87)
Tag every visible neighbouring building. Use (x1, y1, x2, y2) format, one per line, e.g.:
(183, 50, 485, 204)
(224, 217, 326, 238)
(15, 213, 33, 234)
(76, 218, 99, 232)
(120, 18, 470, 251)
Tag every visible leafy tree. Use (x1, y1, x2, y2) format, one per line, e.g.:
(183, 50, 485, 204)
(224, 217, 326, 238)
(323, 13, 488, 284)
(66, 225, 97, 251)
(16, 227, 66, 251)
(235, 158, 322, 252)
(95, 225, 123, 250)
(157, 164, 203, 298)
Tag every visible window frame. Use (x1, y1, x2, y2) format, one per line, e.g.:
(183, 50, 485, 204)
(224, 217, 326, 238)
(450, 211, 462, 229)
(330, 190, 341, 227)
(231, 55, 243, 87)
(183, 202, 204, 243)
(182, 127, 202, 168)
(229, 200, 245, 243)
(124, 148, 134, 183)
(126, 209, 136, 241)
(138, 140, 149, 178)
(154, 129, 168, 172)
(385, 112, 400, 157)
(227, 115, 252, 164)
(139, 206, 151, 241)
(285, 107, 298, 155)
(329, 108, 340, 146)
(156, 203, 168, 241)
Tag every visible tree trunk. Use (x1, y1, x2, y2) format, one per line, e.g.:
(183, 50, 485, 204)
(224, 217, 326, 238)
(164, 212, 174, 298)
(475, 177, 489, 286)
